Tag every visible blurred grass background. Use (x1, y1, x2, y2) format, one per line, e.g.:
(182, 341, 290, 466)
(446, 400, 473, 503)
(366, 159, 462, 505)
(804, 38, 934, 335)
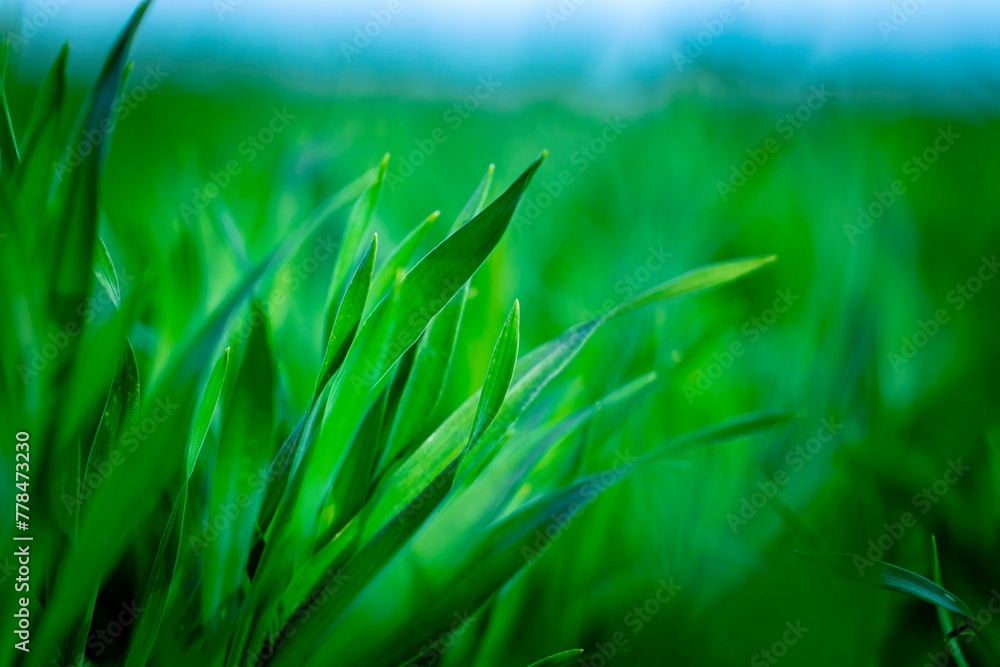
(4, 1, 1000, 663)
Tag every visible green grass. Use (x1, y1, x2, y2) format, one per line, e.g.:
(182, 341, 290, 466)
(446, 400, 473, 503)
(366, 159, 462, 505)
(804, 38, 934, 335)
(2, 3, 1000, 667)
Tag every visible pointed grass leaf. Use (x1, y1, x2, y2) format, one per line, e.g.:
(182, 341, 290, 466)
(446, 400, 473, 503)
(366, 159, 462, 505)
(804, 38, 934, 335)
(186, 347, 230, 480)
(469, 300, 520, 447)
(93, 235, 121, 308)
(795, 552, 973, 619)
(52, 0, 150, 319)
(526, 649, 586, 667)
(609, 254, 778, 318)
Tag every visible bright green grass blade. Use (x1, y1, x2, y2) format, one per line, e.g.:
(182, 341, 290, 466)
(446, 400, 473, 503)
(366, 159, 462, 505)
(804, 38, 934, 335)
(378, 164, 498, 471)
(931, 535, 972, 667)
(0, 40, 20, 174)
(159, 164, 376, 395)
(270, 375, 654, 666)
(293, 155, 545, 550)
(124, 485, 187, 667)
(324, 153, 388, 338)
(366, 254, 776, 543)
(610, 254, 777, 318)
(469, 300, 520, 446)
(50, 0, 149, 322)
(378, 283, 467, 471)
(38, 169, 374, 652)
(358, 151, 544, 385)
(795, 552, 973, 619)
(93, 235, 121, 308)
(308, 400, 786, 666)
(186, 347, 229, 480)
(368, 210, 438, 305)
(316, 233, 378, 396)
(451, 163, 494, 231)
(526, 649, 585, 667)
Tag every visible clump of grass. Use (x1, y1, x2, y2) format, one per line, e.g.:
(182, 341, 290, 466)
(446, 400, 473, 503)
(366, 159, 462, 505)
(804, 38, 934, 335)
(0, 3, 784, 666)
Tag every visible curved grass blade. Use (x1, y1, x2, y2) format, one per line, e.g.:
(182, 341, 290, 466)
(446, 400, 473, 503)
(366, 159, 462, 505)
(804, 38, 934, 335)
(469, 300, 520, 446)
(93, 235, 121, 308)
(379, 165, 493, 472)
(0, 40, 20, 173)
(186, 347, 229, 481)
(794, 551, 973, 619)
(51, 0, 150, 322)
(610, 254, 777, 318)
(526, 649, 585, 667)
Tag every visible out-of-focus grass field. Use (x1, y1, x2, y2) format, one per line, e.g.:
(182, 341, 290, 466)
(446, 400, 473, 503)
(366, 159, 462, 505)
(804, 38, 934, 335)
(5, 36, 1000, 665)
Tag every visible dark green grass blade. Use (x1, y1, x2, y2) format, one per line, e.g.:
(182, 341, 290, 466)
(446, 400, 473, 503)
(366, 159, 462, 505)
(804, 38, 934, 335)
(51, 0, 150, 322)
(526, 649, 585, 667)
(931, 535, 972, 667)
(795, 552, 973, 619)
(18, 42, 69, 160)
(124, 485, 187, 667)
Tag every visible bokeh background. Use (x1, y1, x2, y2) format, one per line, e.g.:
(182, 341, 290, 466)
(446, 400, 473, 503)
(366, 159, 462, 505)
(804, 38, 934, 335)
(3, 0, 1000, 664)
